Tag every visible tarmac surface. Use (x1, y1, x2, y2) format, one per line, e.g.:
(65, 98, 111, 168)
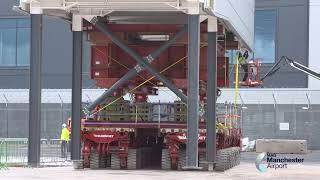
(1, 152, 320, 180)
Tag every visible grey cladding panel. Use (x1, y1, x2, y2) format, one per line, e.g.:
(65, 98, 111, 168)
(0, 0, 21, 16)
(8, 109, 28, 138)
(311, 112, 320, 149)
(0, 109, 7, 137)
(254, 0, 309, 88)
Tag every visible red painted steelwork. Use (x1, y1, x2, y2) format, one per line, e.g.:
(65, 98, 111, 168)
(81, 130, 130, 168)
(82, 120, 207, 129)
(91, 45, 229, 90)
(80, 120, 241, 169)
(217, 129, 242, 150)
(82, 130, 128, 144)
(166, 132, 207, 144)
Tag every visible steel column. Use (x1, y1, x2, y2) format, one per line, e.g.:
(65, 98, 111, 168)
(186, 14, 200, 169)
(28, 14, 42, 167)
(86, 26, 186, 112)
(206, 31, 217, 170)
(90, 17, 187, 104)
(71, 31, 83, 161)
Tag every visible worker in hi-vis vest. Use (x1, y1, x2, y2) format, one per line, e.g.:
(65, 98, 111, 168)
(237, 50, 249, 82)
(60, 123, 70, 158)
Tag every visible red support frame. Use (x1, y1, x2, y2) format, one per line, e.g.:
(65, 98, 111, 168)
(81, 130, 130, 168)
(80, 120, 242, 169)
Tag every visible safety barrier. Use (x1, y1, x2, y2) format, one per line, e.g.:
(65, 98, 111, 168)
(0, 138, 71, 167)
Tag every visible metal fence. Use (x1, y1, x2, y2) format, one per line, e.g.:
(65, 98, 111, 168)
(0, 103, 71, 139)
(0, 138, 71, 166)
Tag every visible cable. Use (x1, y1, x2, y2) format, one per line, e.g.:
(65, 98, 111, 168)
(93, 46, 181, 101)
(260, 56, 286, 81)
(93, 46, 156, 87)
(90, 46, 203, 117)
(234, 50, 240, 108)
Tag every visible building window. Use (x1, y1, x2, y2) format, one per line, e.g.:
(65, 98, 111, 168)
(0, 18, 30, 67)
(254, 10, 277, 63)
(227, 10, 277, 65)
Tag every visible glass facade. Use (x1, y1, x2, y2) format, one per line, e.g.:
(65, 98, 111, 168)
(0, 18, 30, 67)
(228, 10, 277, 64)
(254, 10, 277, 63)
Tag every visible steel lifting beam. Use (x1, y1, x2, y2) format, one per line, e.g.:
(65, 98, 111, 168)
(28, 14, 42, 167)
(86, 25, 186, 112)
(206, 31, 217, 171)
(87, 25, 186, 112)
(186, 14, 200, 169)
(71, 31, 83, 161)
(86, 17, 187, 112)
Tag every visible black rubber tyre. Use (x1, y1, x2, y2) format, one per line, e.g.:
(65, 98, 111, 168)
(161, 149, 171, 170)
(234, 147, 241, 166)
(106, 154, 111, 168)
(111, 154, 121, 169)
(215, 147, 241, 171)
(229, 147, 241, 168)
(215, 149, 229, 171)
(90, 150, 100, 169)
(232, 148, 237, 168)
(127, 149, 137, 170)
(228, 148, 234, 168)
(199, 153, 208, 171)
(73, 154, 84, 169)
(99, 154, 107, 168)
(177, 149, 186, 170)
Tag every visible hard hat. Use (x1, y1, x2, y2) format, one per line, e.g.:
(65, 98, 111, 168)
(62, 123, 67, 128)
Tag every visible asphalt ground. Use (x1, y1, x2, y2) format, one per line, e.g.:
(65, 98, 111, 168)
(1, 151, 320, 180)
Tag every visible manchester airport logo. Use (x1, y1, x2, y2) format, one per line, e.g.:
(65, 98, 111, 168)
(255, 152, 267, 172)
(255, 152, 304, 172)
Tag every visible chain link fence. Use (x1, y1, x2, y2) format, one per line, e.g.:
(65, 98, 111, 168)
(1, 88, 320, 167)
(0, 138, 71, 166)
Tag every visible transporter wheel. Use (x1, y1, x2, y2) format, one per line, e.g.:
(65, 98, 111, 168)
(90, 150, 100, 169)
(177, 149, 186, 170)
(228, 147, 241, 168)
(79, 154, 84, 169)
(127, 149, 137, 170)
(215, 149, 229, 171)
(161, 149, 171, 170)
(73, 154, 84, 169)
(99, 154, 107, 168)
(226, 148, 233, 168)
(237, 149, 241, 165)
(227, 148, 234, 169)
(199, 153, 208, 171)
(111, 154, 121, 169)
(233, 147, 241, 166)
(215, 147, 241, 171)
(231, 148, 236, 168)
(106, 154, 111, 167)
